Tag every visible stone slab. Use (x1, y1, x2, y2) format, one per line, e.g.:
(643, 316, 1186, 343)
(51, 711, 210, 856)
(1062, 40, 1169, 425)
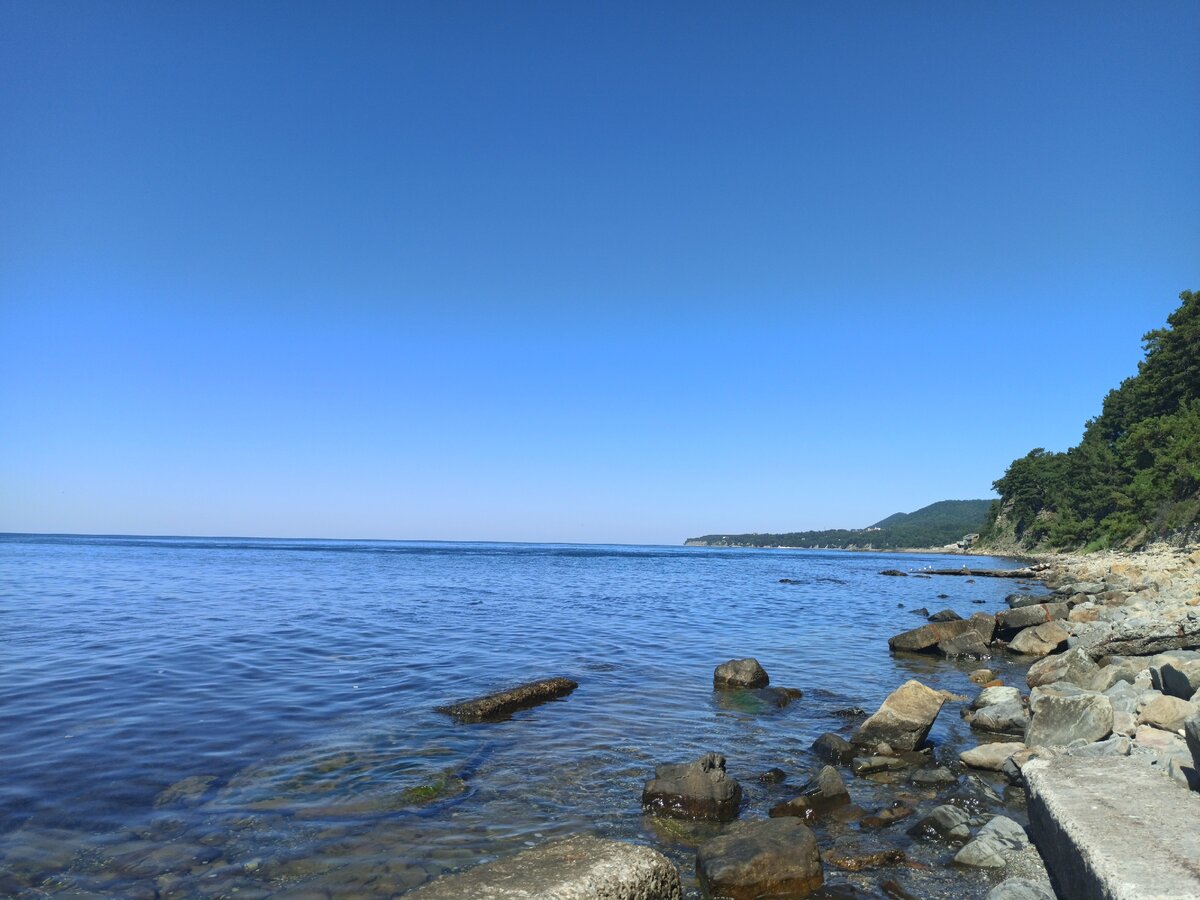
(1023, 756, 1200, 900)
(408, 834, 682, 899)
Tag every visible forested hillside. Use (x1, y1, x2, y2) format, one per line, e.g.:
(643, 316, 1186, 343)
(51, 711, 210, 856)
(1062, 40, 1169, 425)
(982, 289, 1200, 550)
(686, 499, 990, 549)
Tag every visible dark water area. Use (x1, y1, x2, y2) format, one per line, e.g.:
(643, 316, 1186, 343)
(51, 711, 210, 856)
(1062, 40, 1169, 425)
(0, 535, 1040, 898)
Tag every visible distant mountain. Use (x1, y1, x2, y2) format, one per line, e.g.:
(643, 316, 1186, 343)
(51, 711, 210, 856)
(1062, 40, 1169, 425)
(684, 499, 993, 550)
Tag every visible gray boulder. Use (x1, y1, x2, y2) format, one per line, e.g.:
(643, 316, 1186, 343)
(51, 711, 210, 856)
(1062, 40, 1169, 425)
(1077, 614, 1200, 659)
(938, 631, 991, 659)
(954, 816, 1031, 868)
(1026, 647, 1099, 689)
(1185, 713, 1200, 781)
(960, 742, 1026, 771)
(696, 818, 823, 900)
(642, 752, 742, 821)
(714, 658, 769, 689)
(1025, 694, 1113, 749)
(906, 804, 970, 845)
(853, 680, 945, 751)
(968, 701, 1029, 736)
(1006, 592, 1054, 608)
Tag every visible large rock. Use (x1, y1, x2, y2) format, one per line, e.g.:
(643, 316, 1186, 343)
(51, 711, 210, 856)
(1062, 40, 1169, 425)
(769, 766, 849, 820)
(953, 816, 1031, 868)
(972, 685, 1021, 709)
(696, 818, 823, 900)
(1025, 694, 1113, 749)
(996, 602, 1069, 635)
(1026, 648, 1099, 689)
(906, 804, 970, 845)
(1156, 660, 1200, 699)
(938, 631, 991, 659)
(714, 658, 770, 689)
(1024, 755, 1200, 898)
(642, 753, 742, 821)
(1008, 622, 1069, 657)
(853, 680, 944, 751)
(1136, 694, 1198, 733)
(407, 834, 682, 899)
(960, 742, 1026, 771)
(888, 614, 993, 654)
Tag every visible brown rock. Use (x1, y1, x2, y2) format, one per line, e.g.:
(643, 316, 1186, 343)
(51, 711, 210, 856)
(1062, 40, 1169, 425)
(696, 818, 823, 900)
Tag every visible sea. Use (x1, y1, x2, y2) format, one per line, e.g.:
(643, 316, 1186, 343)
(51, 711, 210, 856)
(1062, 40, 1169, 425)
(0, 534, 1039, 898)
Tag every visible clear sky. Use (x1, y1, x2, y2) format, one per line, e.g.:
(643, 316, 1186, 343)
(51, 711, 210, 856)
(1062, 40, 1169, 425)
(2, 2, 1197, 544)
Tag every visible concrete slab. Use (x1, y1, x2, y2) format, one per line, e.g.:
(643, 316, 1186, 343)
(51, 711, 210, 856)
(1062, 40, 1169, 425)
(407, 834, 682, 899)
(1023, 756, 1200, 899)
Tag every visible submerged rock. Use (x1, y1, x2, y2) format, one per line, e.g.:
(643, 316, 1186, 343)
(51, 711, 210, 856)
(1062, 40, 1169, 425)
(642, 752, 742, 821)
(769, 766, 849, 820)
(812, 733, 855, 764)
(437, 676, 578, 722)
(408, 834, 682, 900)
(954, 816, 1031, 868)
(696, 817, 823, 900)
(928, 609, 962, 622)
(853, 680, 944, 751)
(906, 804, 970, 845)
(714, 658, 770, 690)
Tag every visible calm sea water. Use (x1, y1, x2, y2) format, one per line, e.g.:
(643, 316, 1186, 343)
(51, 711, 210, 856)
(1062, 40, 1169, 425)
(0, 535, 1037, 898)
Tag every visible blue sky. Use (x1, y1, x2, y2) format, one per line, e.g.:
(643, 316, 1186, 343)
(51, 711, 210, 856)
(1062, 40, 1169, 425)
(2, 2, 1197, 544)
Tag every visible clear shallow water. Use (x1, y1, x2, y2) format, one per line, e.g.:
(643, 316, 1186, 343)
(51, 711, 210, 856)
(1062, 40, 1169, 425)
(0, 535, 1039, 898)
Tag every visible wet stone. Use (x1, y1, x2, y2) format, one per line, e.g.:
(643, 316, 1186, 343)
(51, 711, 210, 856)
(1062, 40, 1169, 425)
(812, 733, 855, 764)
(714, 658, 770, 689)
(697, 817, 823, 900)
(906, 804, 971, 845)
(642, 752, 742, 821)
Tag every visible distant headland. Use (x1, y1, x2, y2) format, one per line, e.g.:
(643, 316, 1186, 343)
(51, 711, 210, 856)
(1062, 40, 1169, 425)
(684, 499, 991, 550)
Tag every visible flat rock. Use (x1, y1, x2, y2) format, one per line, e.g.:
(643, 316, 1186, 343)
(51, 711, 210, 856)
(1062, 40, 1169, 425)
(437, 677, 578, 722)
(1025, 694, 1113, 749)
(1076, 614, 1200, 659)
(972, 685, 1021, 709)
(407, 834, 682, 900)
(909, 766, 957, 787)
(850, 756, 907, 776)
(1024, 755, 1200, 899)
(853, 680, 944, 751)
(696, 817, 823, 900)
(714, 658, 770, 689)
(642, 752, 742, 821)
(960, 742, 1026, 771)
(888, 616, 993, 654)
(953, 816, 1031, 868)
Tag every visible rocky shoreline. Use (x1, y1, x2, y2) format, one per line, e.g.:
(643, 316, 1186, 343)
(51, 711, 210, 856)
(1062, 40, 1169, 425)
(416, 544, 1200, 899)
